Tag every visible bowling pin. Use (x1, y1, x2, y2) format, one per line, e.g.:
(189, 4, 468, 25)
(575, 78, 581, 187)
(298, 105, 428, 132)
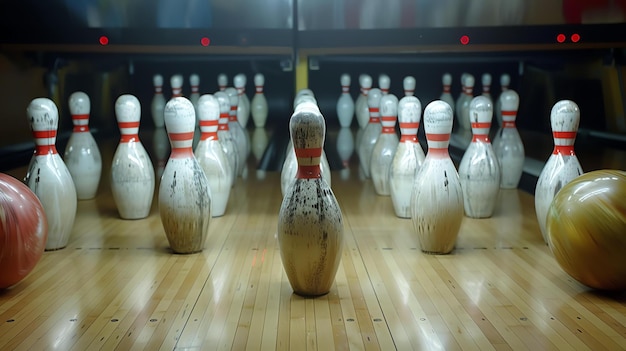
(151, 74, 166, 128)
(217, 73, 228, 91)
(152, 126, 169, 179)
(357, 88, 382, 179)
(251, 73, 268, 128)
(495, 73, 510, 127)
(493, 89, 525, 189)
(225, 87, 249, 177)
(194, 94, 231, 217)
(214, 91, 239, 187)
(458, 96, 500, 218)
(64, 91, 102, 200)
(456, 74, 474, 131)
(251, 126, 269, 163)
(481, 73, 492, 103)
(336, 126, 354, 180)
(234, 73, 250, 128)
(189, 73, 200, 117)
(111, 95, 155, 220)
(440, 73, 455, 112)
(25, 98, 77, 250)
(456, 73, 468, 110)
(379, 74, 390, 95)
(370, 94, 399, 196)
(170, 74, 183, 98)
(535, 100, 583, 243)
(336, 73, 355, 128)
(159, 97, 211, 254)
(411, 100, 463, 254)
(355, 74, 373, 129)
(390, 96, 424, 218)
(403, 76, 415, 97)
(277, 103, 344, 296)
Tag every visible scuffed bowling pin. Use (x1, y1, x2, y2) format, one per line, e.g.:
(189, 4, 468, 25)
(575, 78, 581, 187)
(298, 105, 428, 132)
(458, 96, 500, 218)
(277, 104, 344, 296)
(170, 74, 183, 98)
(357, 88, 382, 179)
(411, 101, 463, 254)
(379, 74, 390, 95)
(64, 91, 102, 200)
(251, 73, 268, 128)
(495, 73, 510, 127)
(440, 73, 455, 112)
(355, 74, 372, 129)
(390, 96, 424, 218)
(25, 98, 77, 250)
(403, 76, 415, 97)
(194, 94, 231, 217)
(481, 73, 492, 103)
(456, 74, 474, 131)
(189, 74, 200, 121)
(336, 73, 354, 127)
(493, 89, 525, 189)
(370, 94, 399, 196)
(111, 95, 155, 219)
(234, 73, 250, 128)
(535, 100, 583, 243)
(151, 74, 166, 128)
(159, 97, 211, 254)
(225, 87, 249, 177)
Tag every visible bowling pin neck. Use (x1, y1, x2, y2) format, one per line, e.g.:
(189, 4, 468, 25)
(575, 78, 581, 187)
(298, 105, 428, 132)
(168, 131, 194, 158)
(502, 110, 517, 128)
(154, 85, 163, 94)
(295, 147, 322, 179)
(342, 85, 350, 94)
(443, 84, 451, 94)
(237, 87, 245, 95)
(482, 86, 490, 94)
(191, 85, 199, 94)
(552, 131, 577, 156)
(199, 119, 219, 141)
(71, 113, 90, 133)
(32, 129, 58, 155)
(229, 106, 238, 122)
(425, 133, 451, 158)
(380, 115, 397, 134)
(471, 122, 491, 143)
(118, 121, 140, 143)
(368, 106, 380, 124)
(218, 113, 230, 131)
(463, 86, 473, 95)
(360, 87, 370, 97)
(172, 88, 182, 97)
(399, 122, 419, 142)
(255, 85, 264, 94)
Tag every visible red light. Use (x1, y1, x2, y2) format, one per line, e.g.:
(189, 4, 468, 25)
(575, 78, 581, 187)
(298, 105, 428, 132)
(99, 36, 109, 45)
(571, 33, 580, 43)
(460, 35, 470, 45)
(556, 34, 566, 43)
(201, 37, 211, 46)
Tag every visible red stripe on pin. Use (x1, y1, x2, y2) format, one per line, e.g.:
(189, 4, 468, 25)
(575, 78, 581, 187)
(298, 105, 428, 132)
(471, 122, 491, 129)
(72, 114, 89, 120)
(503, 121, 516, 128)
(118, 121, 140, 128)
(296, 165, 322, 179)
(553, 145, 575, 155)
(295, 147, 322, 158)
(553, 131, 577, 139)
(35, 145, 57, 155)
(171, 147, 194, 158)
(120, 134, 138, 143)
(382, 127, 395, 134)
(400, 135, 418, 143)
(200, 120, 219, 127)
(399, 122, 419, 129)
(472, 134, 490, 143)
(169, 132, 194, 141)
(32, 130, 57, 139)
(426, 133, 449, 141)
(501, 110, 516, 116)
(73, 126, 89, 133)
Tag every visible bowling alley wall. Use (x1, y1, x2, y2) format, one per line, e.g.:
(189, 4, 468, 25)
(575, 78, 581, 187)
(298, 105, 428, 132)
(1, 0, 626, 177)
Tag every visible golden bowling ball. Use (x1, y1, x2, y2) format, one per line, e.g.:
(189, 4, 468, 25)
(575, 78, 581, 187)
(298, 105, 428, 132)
(546, 169, 626, 290)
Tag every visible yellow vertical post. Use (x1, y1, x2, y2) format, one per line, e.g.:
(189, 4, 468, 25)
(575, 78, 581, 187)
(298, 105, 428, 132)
(295, 52, 308, 93)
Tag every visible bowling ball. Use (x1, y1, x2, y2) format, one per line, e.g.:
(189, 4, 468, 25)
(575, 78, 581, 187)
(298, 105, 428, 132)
(0, 173, 48, 289)
(546, 169, 626, 290)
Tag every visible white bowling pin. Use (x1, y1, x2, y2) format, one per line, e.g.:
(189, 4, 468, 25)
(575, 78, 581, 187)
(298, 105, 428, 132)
(440, 73, 455, 112)
(355, 74, 373, 129)
(403, 76, 415, 97)
(411, 100, 464, 254)
(189, 73, 200, 118)
(357, 88, 382, 179)
(456, 72, 468, 110)
(170, 74, 183, 98)
(481, 73, 492, 103)
(194, 94, 231, 217)
(277, 103, 344, 296)
(495, 73, 510, 127)
(217, 73, 228, 91)
(535, 100, 583, 243)
(214, 91, 239, 187)
(25, 98, 77, 250)
(390, 96, 424, 218)
(152, 126, 169, 179)
(64, 91, 102, 200)
(225, 87, 249, 177)
(493, 89, 525, 189)
(336, 73, 355, 128)
(336, 126, 354, 177)
(371, 94, 399, 196)
(379, 74, 390, 95)
(159, 97, 211, 254)
(111, 95, 155, 220)
(458, 96, 500, 218)
(251, 73, 269, 128)
(234, 73, 250, 128)
(151, 74, 166, 128)
(456, 74, 474, 131)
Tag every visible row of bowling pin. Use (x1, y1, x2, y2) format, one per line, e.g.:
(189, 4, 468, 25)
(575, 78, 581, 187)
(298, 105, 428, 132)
(151, 73, 268, 130)
(277, 88, 344, 296)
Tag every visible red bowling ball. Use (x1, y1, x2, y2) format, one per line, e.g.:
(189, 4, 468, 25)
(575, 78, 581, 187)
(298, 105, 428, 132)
(0, 173, 48, 289)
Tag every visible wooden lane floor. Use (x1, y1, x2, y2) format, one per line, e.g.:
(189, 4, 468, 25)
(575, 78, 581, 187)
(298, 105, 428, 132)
(1, 155, 626, 350)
